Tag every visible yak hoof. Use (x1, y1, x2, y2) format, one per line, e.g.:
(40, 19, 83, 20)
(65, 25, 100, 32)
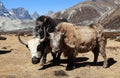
(103, 64, 108, 68)
(52, 59, 60, 65)
(103, 61, 108, 68)
(66, 65, 75, 71)
(41, 60, 46, 66)
(41, 62, 45, 66)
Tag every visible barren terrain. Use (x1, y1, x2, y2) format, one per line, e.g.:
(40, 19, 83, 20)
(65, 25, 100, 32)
(0, 35, 120, 78)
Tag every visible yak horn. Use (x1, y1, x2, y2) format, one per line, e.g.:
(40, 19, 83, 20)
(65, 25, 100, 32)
(39, 27, 46, 42)
(18, 33, 28, 46)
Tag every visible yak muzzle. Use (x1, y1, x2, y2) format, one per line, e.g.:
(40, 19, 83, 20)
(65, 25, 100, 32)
(32, 56, 41, 64)
(52, 48, 60, 53)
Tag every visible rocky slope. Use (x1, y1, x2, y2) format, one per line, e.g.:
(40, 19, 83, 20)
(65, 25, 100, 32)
(51, 0, 120, 30)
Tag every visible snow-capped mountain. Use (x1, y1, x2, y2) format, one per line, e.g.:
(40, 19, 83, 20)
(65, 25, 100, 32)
(0, 1, 36, 32)
(31, 11, 39, 20)
(0, 1, 12, 17)
(45, 11, 55, 17)
(9, 7, 32, 20)
(0, 1, 34, 20)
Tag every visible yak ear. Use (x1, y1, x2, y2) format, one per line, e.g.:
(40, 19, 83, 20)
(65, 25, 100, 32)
(44, 16, 48, 22)
(64, 35, 76, 48)
(43, 17, 48, 22)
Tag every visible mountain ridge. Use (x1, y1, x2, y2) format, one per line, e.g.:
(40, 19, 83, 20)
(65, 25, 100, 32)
(0, 1, 39, 20)
(51, 0, 120, 29)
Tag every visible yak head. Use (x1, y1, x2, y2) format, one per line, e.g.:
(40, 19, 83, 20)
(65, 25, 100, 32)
(34, 15, 56, 39)
(18, 28, 46, 64)
(49, 31, 65, 53)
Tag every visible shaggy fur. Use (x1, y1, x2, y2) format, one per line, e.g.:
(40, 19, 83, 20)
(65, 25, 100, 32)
(50, 22, 107, 70)
(33, 15, 68, 38)
(33, 16, 68, 65)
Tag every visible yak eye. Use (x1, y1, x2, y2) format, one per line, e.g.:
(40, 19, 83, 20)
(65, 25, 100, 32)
(37, 26, 40, 29)
(37, 44, 41, 51)
(35, 26, 40, 31)
(49, 36, 52, 39)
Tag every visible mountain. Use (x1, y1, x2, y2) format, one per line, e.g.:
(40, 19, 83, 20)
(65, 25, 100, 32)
(31, 11, 39, 20)
(1, 0, 120, 32)
(0, 1, 35, 32)
(9, 7, 32, 20)
(87, 0, 118, 5)
(51, 0, 120, 29)
(0, 1, 33, 20)
(0, 1, 12, 17)
(45, 11, 55, 17)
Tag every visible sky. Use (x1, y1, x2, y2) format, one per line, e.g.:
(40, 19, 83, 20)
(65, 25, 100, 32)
(1, 0, 85, 15)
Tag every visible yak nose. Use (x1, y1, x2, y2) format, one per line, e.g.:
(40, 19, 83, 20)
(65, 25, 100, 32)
(32, 56, 40, 64)
(52, 48, 60, 53)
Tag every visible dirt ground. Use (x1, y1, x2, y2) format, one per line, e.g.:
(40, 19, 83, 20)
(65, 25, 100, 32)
(0, 35, 120, 78)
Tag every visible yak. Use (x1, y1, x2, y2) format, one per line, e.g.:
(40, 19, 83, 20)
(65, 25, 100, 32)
(18, 16, 67, 65)
(18, 28, 62, 65)
(18, 27, 49, 65)
(49, 22, 108, 70)
(33, 15, 67, 65)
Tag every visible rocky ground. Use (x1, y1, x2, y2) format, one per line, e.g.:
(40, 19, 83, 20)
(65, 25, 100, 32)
(0, 35, 120, 78)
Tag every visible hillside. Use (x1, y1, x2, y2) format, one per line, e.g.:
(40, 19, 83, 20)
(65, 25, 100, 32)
(102, 7, 120, 30)
(52, 0, 120, 30)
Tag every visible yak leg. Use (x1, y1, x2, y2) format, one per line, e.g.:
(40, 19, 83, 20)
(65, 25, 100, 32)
(51, 51, 62, 65)
(66, 56, 75, 70)
(99, 39, 107, 68)
(42, 53, 47, 65)
(56, 51, 62, 63)
(92, 47, 99, 64)
(51, 52, 57, 63)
